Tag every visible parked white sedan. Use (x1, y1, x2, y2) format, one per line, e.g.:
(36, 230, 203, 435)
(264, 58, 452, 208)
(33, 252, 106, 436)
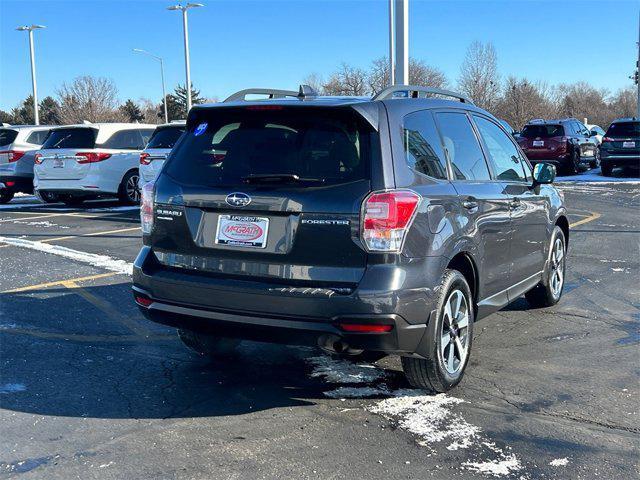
(34, 123, 154, 205)
(139, 121, 185, 188)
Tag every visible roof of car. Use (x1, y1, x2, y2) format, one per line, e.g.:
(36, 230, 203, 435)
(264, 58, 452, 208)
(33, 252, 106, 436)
(0, 124, 52, 131)
(526, 118, 578, 125)
(611, 117, 639, 123)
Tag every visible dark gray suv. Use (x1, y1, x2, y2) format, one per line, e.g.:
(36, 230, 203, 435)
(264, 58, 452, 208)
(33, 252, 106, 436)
(132, 85, 568, 392)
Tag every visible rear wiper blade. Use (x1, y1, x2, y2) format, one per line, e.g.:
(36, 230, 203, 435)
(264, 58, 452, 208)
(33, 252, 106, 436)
(241, 174, 325, 184)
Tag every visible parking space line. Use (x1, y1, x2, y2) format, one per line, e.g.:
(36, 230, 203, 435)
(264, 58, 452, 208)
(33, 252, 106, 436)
(40, 226, 141, 244)
(2, 272, 119, 293)
(61, 280, 152, 336)
(570, 212, 601, 228)
(0, 327, 172, 343)
(0, 212, 99, 223)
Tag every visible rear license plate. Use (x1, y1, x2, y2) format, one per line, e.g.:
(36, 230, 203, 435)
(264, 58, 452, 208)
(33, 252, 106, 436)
(533, 140, 544, 147)
(623, 141, 636, 148)
(53, 159, 64, 168)
(215, 215, 269, 248)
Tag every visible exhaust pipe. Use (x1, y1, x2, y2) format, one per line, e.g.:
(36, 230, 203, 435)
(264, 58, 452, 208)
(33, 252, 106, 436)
(318, 334, 364, 356)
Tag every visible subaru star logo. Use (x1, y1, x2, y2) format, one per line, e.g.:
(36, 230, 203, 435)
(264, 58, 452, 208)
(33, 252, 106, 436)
(225, 192, 251, 207)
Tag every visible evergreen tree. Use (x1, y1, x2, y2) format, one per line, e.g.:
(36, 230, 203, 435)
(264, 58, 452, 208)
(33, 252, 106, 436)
(119, 99, 144, 122)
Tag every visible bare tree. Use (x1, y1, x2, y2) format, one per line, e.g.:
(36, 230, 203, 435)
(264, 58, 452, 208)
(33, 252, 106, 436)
(323, 63, 368, 96)
(57, 76, 122, 124)
(554, 82, 610, 126)
(494, 76, 555, 130)
(608, 87, 638, 121)
(367, 57, 449, 95)
(458, 41, 500, 111)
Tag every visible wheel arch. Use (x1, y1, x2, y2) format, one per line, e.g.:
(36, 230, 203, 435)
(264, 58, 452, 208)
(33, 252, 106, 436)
(446, 252, 478, 306)
(555, 215, 569, 247)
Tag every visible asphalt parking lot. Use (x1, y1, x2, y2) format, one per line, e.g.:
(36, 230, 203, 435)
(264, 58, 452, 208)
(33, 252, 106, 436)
(0, 180, 638, 479)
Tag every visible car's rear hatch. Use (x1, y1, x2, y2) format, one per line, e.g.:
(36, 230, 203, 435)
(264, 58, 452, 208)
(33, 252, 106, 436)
(518, 124, 566, 159)
(36, 127, 98, 180)
(150, 104, 380, 288)
(603, 122, 640, 157)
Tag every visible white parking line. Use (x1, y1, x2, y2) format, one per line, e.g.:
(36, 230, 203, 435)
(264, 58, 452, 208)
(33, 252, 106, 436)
(0, 236, 133, 275)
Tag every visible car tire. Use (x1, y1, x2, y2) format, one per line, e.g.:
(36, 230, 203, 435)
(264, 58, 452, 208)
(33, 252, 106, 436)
(118, 170, 141, 205)
(401, 269, 474, 393)
(0, 190, 14, 204)
(525, 226, 566, 308)
(567, 149, 580, 175)
(601, 162, 613, 176)
(37, 191, 60, 204)
(177, 329, 241, 359)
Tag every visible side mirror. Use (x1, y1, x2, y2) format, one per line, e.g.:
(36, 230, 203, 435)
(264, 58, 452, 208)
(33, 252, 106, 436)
(533, 163, 556, 185)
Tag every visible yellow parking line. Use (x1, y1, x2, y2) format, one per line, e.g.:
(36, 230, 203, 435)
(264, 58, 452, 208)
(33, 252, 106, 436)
(570, 212, 601, 228)
(62, 280, 151, 336)
(1, 272, 119, 293)
(40, 226, 141, 244)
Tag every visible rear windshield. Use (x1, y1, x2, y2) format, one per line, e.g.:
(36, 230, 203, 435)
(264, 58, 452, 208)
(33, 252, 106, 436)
(165, 107, 375, 187)
(146, 126, 185, 149)
(41, 128, 97, 149)
(606, 122, 640, 138)
(0, 129, 18, 146)
(521, 124, 564, 138)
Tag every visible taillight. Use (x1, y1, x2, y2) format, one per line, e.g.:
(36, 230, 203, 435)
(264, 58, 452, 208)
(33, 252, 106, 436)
(0, 150, 26, 163)
(338, 323, 394, 333)
(76, 152, 111, 164)
(134, 295, 153, 307)
(361, 190, 421, 252)
(34, 153, 43, 164)
(140, 181, 155, 234)
(140, 153, 151, 165)
(602, 137, 614, 143)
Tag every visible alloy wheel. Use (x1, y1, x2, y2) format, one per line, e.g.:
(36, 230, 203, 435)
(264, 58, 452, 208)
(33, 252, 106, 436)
(126, 174, 141, 203)
(440, 289, 470, 375)
(549, 237, 565, 298)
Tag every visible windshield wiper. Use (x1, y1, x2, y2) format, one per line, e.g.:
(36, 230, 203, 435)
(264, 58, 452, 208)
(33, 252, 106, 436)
(241, 174, 325, 184)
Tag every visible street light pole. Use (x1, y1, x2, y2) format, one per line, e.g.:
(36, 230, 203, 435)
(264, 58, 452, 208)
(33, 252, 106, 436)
(388, 0, 395, 87)
(167, 3, 204, 116)
(16, 25, 45, 125)
(133, 49, 168, 123)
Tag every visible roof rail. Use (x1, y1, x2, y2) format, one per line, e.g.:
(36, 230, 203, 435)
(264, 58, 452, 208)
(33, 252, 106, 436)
(372, 85, 474, 105)
(224, 88, 300, 103)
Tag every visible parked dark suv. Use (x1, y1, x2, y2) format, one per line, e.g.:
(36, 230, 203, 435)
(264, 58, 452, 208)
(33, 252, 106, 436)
(600, 118, 640, 176)
(132, 85, 568, 392)
(518, 118, 599, 174)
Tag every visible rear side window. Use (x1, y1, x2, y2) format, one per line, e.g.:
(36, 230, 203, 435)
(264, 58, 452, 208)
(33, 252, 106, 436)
(104, 129, 145, 150)
(41, 128, 96, 149)
(606, 122, 640, 137)
(146, 126, 185, 149)
(521, 124, 564, 138)
(165, 107, 375, 187)
(435, 112, 491, 181)
(0, 129, 18, 146)
(402, 110, 448, 180)
(474, 116, 527, 182)
(26, 130, 50, 145)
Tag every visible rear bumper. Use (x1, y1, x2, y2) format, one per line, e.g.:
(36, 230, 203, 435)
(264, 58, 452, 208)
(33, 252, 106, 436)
(0, 175, 33, 194)
(132, 246, 445, 354)
(34, 174, 119, 195)
(600, 153, 640, 167)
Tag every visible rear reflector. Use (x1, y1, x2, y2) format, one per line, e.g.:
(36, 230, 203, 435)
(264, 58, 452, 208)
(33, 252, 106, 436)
(134, 295, 153, 307)
(5, 181, 15, 187)
(338, 323, 393, 333)
(362, 190, 421, 252)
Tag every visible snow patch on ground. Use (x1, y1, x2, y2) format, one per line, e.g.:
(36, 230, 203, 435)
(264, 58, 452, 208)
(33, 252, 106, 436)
(549, 457, 569, 467)
(12, 220, 69, 228)
(611, 267, 625, 272)
(369, 391, 480, 449)
(557, 168, 640, 184)
(307, 356, 387, 384)
(462, 455, 522, 477)
(0, 383, 26, 394)
(0, 236, 132, 275)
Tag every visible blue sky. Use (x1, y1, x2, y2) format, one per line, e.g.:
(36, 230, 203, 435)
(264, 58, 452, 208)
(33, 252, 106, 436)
(1, 0, 638, 110)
